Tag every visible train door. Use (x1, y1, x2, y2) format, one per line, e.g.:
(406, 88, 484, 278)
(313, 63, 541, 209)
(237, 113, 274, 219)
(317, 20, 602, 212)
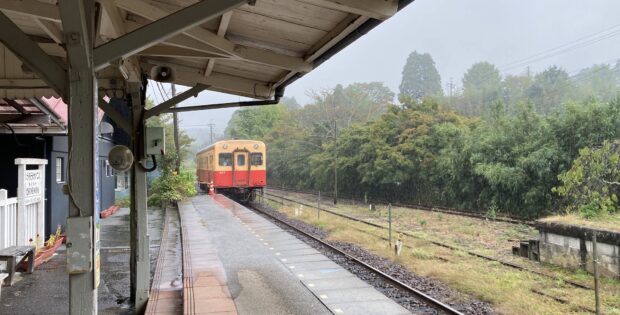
(232, 150, 250, 187)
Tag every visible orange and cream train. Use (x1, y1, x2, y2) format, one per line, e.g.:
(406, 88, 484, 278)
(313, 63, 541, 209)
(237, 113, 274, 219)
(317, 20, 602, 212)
(196, 139, 266, 201)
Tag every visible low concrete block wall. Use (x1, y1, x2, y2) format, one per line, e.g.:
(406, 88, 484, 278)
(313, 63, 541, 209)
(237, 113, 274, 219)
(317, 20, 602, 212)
(538, 222, 620, 278)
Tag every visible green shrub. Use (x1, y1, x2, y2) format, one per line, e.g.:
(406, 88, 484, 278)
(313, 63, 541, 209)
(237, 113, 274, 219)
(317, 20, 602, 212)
(116, 196, 130, 207)
(486, 201, 498, 219)
(148, 168, 197, 207)
(554, 140, 620, 218)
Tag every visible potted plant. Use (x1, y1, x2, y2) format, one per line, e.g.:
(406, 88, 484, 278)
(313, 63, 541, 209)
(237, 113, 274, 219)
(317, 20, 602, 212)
(19, 225, 64, 271)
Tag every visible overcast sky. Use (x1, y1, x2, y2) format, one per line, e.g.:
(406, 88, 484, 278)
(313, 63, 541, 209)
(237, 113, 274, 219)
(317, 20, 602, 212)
(148, 0, 620, 134)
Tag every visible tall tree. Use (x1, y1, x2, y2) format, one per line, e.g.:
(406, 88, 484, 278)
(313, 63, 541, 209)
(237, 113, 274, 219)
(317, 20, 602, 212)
(574, 64, 618, 102)
(280, 96, 301, 110)
(462, 61, 502, 115)
(529, 65, 570, 114)
(399, 51, 443, 102)
(501, 73, 534, 114)
(224, 104, 287, 139)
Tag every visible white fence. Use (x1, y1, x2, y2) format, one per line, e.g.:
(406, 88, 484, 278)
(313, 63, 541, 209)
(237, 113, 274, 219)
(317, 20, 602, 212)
(0, 159, 47, 250)
(0, 190, 18, 249)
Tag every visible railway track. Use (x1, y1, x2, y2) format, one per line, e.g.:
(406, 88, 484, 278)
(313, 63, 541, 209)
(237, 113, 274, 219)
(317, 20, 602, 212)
(248, 202, 466, 315)
(260, 192, 593, 292)
(267, 187, 535, 226)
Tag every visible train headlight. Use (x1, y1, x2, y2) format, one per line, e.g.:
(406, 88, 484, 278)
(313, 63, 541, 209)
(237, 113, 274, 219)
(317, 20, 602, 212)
(253, 144, 259, 149)
(223, 144, 228, 149)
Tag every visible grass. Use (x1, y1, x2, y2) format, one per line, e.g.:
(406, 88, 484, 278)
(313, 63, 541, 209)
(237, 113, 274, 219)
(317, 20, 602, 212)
(540, 213, 620, 232)
(264, 196, 620, 315)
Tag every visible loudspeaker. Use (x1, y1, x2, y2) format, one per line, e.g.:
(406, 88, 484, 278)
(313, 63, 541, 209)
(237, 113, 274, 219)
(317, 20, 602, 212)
(150, 65, 175, 82)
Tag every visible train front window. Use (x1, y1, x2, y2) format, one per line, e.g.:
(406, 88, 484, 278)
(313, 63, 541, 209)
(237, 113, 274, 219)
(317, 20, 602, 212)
(251, 153, 263, 166)
(218, 153, 232, 166)
(237, 154, 246, 166)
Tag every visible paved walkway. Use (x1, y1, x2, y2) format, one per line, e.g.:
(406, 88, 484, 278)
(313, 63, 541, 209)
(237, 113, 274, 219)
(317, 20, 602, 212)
(180, 194, 411, 315)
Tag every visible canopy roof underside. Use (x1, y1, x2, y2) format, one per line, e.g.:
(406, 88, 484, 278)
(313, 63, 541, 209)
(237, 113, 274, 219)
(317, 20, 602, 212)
(0, 0, 409, 100)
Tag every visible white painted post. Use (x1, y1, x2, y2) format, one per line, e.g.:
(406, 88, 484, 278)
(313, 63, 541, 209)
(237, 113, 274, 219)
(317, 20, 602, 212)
(15, 159, 47, 247)
(37, 163, 46, 243)
(16, 163, 26, 246)
(0, 189, 6, 249)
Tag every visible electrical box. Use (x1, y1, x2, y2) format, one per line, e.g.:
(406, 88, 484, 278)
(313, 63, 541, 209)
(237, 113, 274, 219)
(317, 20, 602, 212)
(66, 216, 93, 274)
(145, 127, 165, 156)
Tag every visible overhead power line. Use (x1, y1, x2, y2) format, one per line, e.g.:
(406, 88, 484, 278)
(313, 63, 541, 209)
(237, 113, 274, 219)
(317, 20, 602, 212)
(499, 23, 620, 71)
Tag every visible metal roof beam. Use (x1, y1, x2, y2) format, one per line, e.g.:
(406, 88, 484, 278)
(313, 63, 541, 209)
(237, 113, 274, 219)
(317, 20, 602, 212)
(0, 12, 67, 97)
(144, 83, 209, 119)
(298, 0, 398, 20)
(94, 0, 247, 71)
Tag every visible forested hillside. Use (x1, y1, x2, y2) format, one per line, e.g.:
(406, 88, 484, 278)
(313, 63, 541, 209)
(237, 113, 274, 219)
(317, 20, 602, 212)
(225, 53, 620, 218)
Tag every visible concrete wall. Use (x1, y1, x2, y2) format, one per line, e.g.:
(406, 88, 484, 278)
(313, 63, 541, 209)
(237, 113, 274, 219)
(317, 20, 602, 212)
(538, 223, 620, 279)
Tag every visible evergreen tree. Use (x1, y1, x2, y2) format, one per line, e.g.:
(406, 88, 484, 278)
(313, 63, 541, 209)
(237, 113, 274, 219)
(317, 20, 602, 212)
(399, 51, 443, 102)
(462, 62, 502, 115)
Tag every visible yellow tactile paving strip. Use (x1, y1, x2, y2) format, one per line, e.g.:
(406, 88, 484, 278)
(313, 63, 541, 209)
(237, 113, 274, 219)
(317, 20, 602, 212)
(179, 201, 238, 315)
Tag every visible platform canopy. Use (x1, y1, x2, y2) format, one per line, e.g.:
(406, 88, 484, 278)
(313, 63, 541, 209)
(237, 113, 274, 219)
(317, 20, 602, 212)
(0, 0, 411, 101)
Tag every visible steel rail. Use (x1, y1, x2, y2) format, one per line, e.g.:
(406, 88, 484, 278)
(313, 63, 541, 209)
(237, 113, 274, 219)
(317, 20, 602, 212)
(247, 202, 464, 315)
(267, 186, 535, 226)
(262, 192, 593, 291)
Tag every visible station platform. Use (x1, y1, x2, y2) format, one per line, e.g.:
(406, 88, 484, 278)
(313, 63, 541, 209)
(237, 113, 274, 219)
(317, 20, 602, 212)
(179, 194, 411, 315)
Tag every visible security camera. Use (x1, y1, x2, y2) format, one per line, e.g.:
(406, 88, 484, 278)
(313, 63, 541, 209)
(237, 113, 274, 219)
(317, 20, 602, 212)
(108, 145, 134, 172)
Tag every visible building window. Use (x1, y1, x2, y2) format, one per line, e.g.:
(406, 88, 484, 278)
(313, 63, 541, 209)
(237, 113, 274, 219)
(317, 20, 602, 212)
(105, 160, 114, 177)
(115, 171, 128, 191)
(250, 153, 263, 166)
(218, 153, 232, 166)
(56, 157, 64, 183)
(237, 154, 246, 166)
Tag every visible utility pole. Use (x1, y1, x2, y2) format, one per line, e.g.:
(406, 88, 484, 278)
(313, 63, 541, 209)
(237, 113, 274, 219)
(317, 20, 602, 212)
(172, 84, 181, 173)
(208, 119, 215, 144)
(448, 77, 454, 107)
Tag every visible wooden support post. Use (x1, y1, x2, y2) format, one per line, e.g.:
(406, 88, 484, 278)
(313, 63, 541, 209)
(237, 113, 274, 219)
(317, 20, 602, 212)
(593, 231, 601, 315)
(59, 1, 98, 313)
(171, 84, 181, 174)
(128, 82, 150, 312)
(317, 191, 321, 220)
(388, 203, 392, 247)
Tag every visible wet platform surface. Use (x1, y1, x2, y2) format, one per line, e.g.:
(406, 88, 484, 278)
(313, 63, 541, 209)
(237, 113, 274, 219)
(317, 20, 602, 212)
(180, 194, 411, 315)
(146, 207, 183, 314)
(0, 207, 164, 315)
